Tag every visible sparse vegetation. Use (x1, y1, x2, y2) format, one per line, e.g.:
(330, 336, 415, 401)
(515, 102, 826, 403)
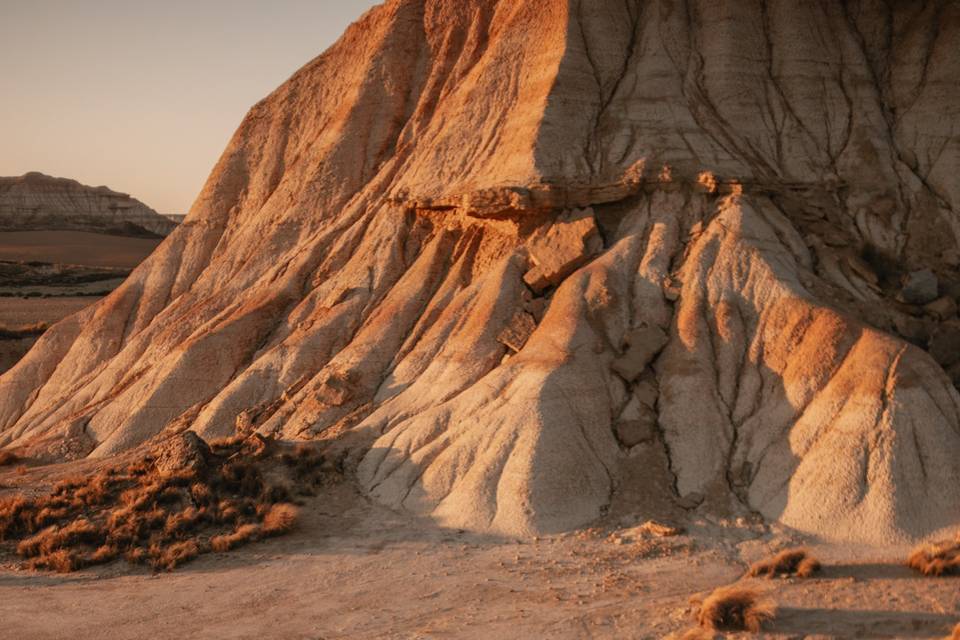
(907, 537, 960, 576)
(0, 449, 20, 466)
(697, 586, 775, 633)
(747, 548, 821, 578)
(0, 433, 335, 573)
(262, 503, 299, 536)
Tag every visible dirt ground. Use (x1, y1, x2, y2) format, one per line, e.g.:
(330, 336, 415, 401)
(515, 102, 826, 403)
(0, 296, 99, 327)
(0, 297, 101, 374)
(1, 461, 958, 640)
(0, 228, 155, 373)
(0, 231, 160, 268)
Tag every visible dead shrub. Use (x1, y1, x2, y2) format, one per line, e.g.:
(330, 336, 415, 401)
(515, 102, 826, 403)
(0, 432, 324, 573)
(29, 548, 83, 573)
(90, 544, 118, 565)
(908, 539, 960, 576)
(163, 507, 203, 536)
(796, 556, 821, 577)
(747, 548, 821, 578)
(698, 586, 775, 632)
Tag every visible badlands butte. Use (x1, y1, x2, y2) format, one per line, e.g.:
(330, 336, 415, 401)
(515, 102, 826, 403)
(2, 0, 960, 556)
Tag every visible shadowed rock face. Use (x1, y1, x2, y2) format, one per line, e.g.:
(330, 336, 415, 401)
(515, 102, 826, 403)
(0, 173, 176, 237)
(1, 0, 959, 544)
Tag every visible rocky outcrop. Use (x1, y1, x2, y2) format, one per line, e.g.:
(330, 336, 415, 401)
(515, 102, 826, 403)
(1, 0, 959, 544)
(0, 173, 176, 237)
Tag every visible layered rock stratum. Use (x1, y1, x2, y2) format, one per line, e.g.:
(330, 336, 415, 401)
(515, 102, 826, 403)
(1, 0, 959, 544)
(0, 173, 176, 237)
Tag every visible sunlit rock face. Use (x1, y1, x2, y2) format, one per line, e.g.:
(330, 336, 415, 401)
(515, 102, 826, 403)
(0, 173, 176, 236)
(2, 0, 959, 544)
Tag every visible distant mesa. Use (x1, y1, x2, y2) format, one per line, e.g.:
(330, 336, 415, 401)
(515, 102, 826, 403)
(0, 172, 177, 237)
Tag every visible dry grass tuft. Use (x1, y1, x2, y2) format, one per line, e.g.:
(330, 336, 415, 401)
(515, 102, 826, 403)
(747, 548, 820, 578)
(698, 586, 775, 632)
(150, 540, 200, 571)
(908, 538, 960, 576)
(796, 556, 821, 577)
(211, 523, 261, 552)
(262, 503, 299, 537)
(0, 450, 20, 466)
(0, 433, 333, 573)
(29, 548, 83, 573)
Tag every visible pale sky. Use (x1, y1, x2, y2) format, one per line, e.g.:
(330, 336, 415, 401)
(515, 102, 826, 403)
(0, 1, 381, 214)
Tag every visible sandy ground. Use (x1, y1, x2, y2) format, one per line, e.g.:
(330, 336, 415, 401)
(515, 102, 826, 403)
(1, 465, 958, 640)
(0, 231, 160, 268)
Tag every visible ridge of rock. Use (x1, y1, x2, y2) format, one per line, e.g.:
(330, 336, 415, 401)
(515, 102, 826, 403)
(1, 0, 959, 544)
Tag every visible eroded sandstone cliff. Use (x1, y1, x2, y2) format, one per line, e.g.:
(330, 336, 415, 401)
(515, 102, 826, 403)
(0, 173, 176, 237)
(1, 0, 959, 544)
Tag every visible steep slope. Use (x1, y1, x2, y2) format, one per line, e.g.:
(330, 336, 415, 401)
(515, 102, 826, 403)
(2, 0, 959, 544)
(0, 173, 176, 237)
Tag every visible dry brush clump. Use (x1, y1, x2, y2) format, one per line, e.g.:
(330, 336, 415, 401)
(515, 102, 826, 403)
(907, 536, 960, 576)
(0, 449, 20, 466)
(0, 432, 332, 573)
(697, 585, 776, 633)
(747, 548, 821, 578)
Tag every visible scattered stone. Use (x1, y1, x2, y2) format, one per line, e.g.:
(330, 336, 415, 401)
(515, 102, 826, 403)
(663, 278, 682, 301)
(154, 432, 211, 476)
(316, 369, 357, 406)
(677, 492, 705, 510)
(943, 279, 960, 303)
(899, 269, 939, 305)
(497, 310, 537, 353)
(633, 378, 659, 408)
(928, 323, 960, 368)
(615, 416, 657, 448)
(924, 296, 957, 321)
(943, 249, 960, 268)
(893, 315, 931, 346)
(611, 325, 669, 382)
(524, 297, 550, 322)
(844, 255, 879, 286)
(523, 209, 603, 293)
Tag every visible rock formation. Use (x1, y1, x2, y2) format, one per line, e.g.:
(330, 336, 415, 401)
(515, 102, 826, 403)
(0, 173, 176, 237)
(1, 0, 959, 544)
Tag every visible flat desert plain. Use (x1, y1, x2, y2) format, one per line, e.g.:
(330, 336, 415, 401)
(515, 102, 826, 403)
(0, 230, 161, 373)
(0, 230, 161, 268)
